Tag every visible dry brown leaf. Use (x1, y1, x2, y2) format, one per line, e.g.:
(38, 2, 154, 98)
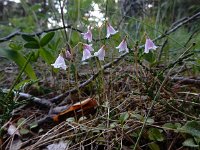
(53, 98, 98, 122)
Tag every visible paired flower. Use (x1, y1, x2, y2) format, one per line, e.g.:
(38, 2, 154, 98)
(116, 37, 129, 52)
(65, 50, 72, 60)
(144, 38, 157, 53)
(94, 45, 106, 61)
(82, 43, 93, 61)
(81, 28, 92, 42)
(51, 54, 67, 70)
(83, 43, 94, 52)
(106, 22, 118, 38)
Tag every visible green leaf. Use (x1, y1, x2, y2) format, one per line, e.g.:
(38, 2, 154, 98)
(182, 138, 199, 148)
(147, 118, 154, 125)
(148, 143, 160, 150)
(119, 112, 129, 124)
(48, 37, 61, 51)
(130, 113, 143, 121)
(19, 128, 29, 135)
(30, 50, 40, 62)
(163, 123, 177, 129)
(144, 51, 156, 63)
(148, 128, 164, 142)
(9, 42, 23, 51)
(0, 48, 37, 80)
(31, 3, 41, 11)
(180, 121, 200, 138)
(39, 48, 55, 65)
(17, 118, 26, 126)
(29, 122, 38, 129)
(22, 35, 38, 42)
(71, 32, 80, 44)
(14, 79, 38, 90)
(24, 41, 40, 49)
(14, 79, 32, 90)
(40, 32, 55, 47)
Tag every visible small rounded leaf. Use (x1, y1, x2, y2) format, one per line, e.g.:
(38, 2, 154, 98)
(24, 41, 40, 49)
(40, 32, 55, 47)
(22, 35, 38, 42)
(19, 128, 29, 135)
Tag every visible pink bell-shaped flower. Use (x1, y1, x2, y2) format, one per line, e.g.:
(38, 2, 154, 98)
(106, 22, 118, 38)
(81, 28, 92, 42)
(83, 43, 94, 52)
(51, 54, 67, 70)
(82, 44, 93, 61)
(82, 49, 92, 61)
(65, 50, 72, 59)
(94, 45, 105, 61)
(116, 38, 129, 52)
(144, 38, 157, 53)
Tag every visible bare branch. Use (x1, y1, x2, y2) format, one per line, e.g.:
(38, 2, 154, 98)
(0, 25, 82, 43)
(155, 12, 200, 41)
(170, 77, 200, 85)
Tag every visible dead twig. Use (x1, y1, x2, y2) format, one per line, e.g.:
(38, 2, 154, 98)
(155, 11, 200, 41)
(170, 77, 200, 85)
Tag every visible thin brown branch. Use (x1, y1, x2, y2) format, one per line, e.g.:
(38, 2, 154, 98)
(16, 92, 54, 108)
(0, 25, 108, 43)
(155, 11, 200, 41)
(170, 77, 200, 85)
(0, 26, 82, 43)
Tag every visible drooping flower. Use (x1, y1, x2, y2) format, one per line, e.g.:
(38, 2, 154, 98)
(82, 49, 92, 61)
(51, 54, 67, 70)
(65, 50, 72, 59)
(106, 22, 118, 38)
(82, 43, 93, 61)
(83, 43, 94, 52)
(81, 28, 92, 42)
(144, 38, 157, 53)
(116, 38, 129, 52)
(94, 45, 105, 61)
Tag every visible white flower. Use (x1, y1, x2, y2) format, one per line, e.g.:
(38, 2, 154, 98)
(51, 54, 67, 70)
(94, 45, 105, 61)
(81, 43, 93, 61)
(82, 49, 92, 61)
(116, 38, 129, 52)
(83, 43, 94, 52)
(144, 38, 157, 53)
(106, 23, 118, 38)
(81, 29, 92, 42)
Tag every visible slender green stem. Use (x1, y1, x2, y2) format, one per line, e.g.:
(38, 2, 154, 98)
(104, 0, 108, 45)
(58, 0, 71, 52)
(5, 52, 34, 104)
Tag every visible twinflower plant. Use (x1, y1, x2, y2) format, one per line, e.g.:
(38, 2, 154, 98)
(81, 27, 93, 42)
(106, 22, 118, 38)
(51, 54, 67, 70)
(82, 44, 93, 61)
(144, 38, 157, 53)
(116, 37, 129, 53)
(94, 45, 106, 61)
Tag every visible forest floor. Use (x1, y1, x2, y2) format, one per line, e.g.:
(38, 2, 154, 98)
(1, 54, 200, 150)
